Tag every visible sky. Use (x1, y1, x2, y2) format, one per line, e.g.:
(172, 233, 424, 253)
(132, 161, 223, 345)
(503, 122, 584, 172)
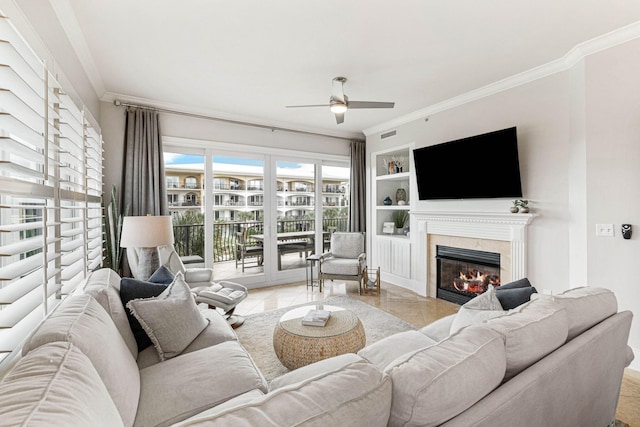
(164, 153, 299, 169)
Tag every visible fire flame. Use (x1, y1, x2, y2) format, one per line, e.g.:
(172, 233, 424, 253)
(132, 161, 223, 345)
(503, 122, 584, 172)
(452, 270, 500, 294)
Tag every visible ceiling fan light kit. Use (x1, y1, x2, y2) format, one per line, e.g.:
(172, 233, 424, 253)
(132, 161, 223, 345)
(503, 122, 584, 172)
(286, 76, 395, 124)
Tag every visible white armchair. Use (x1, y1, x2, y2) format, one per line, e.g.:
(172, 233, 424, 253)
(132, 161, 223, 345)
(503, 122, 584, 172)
(126, 245, 248, 327)
(318, 232, 366, 293)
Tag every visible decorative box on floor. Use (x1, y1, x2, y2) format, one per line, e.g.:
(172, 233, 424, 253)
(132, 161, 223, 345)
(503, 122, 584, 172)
(362, 267, 381, 295)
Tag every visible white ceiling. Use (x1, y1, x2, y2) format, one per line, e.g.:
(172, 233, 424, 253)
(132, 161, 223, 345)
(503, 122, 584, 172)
(16, 0, 640, 139)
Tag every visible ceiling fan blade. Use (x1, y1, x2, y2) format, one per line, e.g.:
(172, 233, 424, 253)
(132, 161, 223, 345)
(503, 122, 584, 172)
(334, 112, 345, 124)
(347, 101, 395, 109)
(285, 104, 331, 108)
(332, 77, 346, 103)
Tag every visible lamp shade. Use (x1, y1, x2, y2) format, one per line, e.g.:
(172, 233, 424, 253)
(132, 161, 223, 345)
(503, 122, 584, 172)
(120, 215, 175, 248)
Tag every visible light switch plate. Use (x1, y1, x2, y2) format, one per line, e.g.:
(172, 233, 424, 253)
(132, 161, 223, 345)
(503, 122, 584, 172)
(595, 224, 614, 237)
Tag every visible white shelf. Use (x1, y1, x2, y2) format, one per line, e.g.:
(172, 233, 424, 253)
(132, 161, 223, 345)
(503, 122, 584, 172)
(376, 205, 410, 210)
(376, 172, 410, 181)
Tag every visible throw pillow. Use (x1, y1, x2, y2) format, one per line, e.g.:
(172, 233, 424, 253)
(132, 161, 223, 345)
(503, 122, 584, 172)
(463, 285, 501, 310)
(120, 278, 169, 351)
(147, 265, 175, 285)
(449, 286, 506, 334)
(495, 286, 537, 310)
(497, 277, 532, 290)
(126, 273, 209, 361)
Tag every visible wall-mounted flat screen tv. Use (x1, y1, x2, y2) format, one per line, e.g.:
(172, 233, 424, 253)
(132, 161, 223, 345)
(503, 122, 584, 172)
(413, 127, 523, 200)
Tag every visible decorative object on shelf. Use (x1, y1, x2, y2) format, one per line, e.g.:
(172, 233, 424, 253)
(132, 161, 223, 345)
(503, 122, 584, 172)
(381, 157, 395, 174)
(395, 188, 407, 204)
(403, 225, 410, 236)
(511, 199, 530, 213)
(382, 222, 395, 234)
(397, 200, 406, 206)
(622, 224, 632, 240)
(383, 196, 393, 205)
(391, 156, 406, 173)
(392, 210, 409, 234)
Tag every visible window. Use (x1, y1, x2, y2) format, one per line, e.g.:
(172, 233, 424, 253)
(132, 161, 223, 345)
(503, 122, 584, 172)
(166, 176, 179, 188)
(185, 176, 198, 189)
(0, 15, 103, 367)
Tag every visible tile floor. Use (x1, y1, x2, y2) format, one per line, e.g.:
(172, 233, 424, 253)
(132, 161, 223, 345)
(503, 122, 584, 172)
(239, 279, 639, 426)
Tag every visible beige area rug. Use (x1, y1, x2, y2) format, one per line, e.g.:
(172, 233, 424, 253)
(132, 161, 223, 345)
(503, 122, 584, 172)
(234, 295, 416, 382)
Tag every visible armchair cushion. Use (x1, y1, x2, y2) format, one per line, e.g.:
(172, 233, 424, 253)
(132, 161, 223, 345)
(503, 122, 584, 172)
(320, 258, 363, 276)
(148, 265, 175, 284)
(330, 232, 365, 259)
(126, 273, 209, 361)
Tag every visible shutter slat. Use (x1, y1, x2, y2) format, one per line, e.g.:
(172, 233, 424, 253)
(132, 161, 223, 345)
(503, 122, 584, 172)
(0, 267, 61, 304)
(0, 283, 61, 328)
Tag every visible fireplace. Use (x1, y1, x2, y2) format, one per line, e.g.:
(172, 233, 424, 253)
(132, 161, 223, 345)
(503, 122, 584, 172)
(436, 245, 500, 305)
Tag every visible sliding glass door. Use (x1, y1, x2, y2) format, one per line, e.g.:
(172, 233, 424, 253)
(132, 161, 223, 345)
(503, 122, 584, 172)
(163, 142, 349, 287)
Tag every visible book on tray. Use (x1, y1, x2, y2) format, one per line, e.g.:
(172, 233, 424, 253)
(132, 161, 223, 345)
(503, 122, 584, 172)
(301, 309, 331, 327)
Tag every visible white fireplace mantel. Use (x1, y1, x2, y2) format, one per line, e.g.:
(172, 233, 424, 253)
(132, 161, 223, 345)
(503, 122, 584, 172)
(411, 211, 535, 297)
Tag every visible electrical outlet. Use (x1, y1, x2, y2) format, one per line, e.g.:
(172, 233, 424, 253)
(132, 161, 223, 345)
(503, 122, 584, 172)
(595, 224, 614, 237)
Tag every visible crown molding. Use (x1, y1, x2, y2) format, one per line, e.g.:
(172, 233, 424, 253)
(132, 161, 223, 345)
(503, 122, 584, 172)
(363, 21, 640, 137)
(48, 0, 105, 97)
(102, 92, 364, 141)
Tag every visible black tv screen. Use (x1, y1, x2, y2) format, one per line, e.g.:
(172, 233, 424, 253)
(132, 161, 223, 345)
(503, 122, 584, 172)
(414, 127, 523, 200)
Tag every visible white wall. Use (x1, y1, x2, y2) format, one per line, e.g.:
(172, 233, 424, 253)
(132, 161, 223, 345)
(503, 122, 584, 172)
(585, 38, 640, 359)
(366, 39, 640, 354)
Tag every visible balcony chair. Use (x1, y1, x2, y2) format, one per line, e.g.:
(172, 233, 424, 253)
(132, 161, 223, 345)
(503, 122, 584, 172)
(126, 245, 248, 328)
(318, 232, 366, 293)
(235, 230, 263, 272)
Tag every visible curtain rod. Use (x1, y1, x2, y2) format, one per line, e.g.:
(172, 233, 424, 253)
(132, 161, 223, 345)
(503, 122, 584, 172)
(113, 100, 361, 142)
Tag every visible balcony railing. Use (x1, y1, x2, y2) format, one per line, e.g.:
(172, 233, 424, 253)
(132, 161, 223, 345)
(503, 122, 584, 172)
(173, 217, 349, 263)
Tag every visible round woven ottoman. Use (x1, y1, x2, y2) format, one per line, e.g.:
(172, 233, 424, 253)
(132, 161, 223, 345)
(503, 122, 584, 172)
(273, 304, 366, 370)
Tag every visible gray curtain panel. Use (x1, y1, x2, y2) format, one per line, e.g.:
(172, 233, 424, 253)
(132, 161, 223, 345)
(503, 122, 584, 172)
(349, 140, 366, 232)
(121, 107, 168, 216)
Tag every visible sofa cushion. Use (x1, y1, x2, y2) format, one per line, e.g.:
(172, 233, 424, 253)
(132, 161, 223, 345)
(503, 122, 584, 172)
(486, 297, 568, 380)
(450, 307, 507, 334)
(420, 314, 456, 342)
(22, 294, 140, 427)
(127, 273, 209, 361)
(136, 308, 237, 369)
(357, 331, 437, 370)
(0, 342, 124, 427)
(495, 286, 537, 310)
(80, 268, 138, 358)
(120, 277, 169, 351)
(270, 353, 363, 390)
(384, 326, 506, 427)
(172, 356, 391, 427)
(136, 340, 267, 427)
(531, 286, 618, 341)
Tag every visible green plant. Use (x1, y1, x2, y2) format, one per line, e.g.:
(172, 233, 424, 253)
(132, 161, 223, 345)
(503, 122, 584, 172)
(392, 210, 409, 228)
(518, 199, 529, 207)
(104, 185, 128, 274)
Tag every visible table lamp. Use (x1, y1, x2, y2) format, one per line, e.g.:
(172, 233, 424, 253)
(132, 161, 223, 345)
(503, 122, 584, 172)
(120, 215, 175, 280)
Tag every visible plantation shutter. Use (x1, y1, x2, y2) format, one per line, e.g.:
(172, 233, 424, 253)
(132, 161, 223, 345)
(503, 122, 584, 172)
(0, 13, 104, 366)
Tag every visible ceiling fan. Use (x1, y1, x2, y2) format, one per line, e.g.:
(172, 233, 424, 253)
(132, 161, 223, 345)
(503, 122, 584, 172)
(286, 77, 395, 124)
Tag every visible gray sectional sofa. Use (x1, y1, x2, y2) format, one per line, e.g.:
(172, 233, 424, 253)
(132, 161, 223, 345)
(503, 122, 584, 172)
(0, 268, 634, 427)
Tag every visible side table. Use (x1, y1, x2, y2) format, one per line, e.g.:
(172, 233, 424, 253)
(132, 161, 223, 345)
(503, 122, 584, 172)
(306, 254, 321, 292)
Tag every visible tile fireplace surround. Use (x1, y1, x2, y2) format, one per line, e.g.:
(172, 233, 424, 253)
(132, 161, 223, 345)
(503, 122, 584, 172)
(412, 211, 535, 298)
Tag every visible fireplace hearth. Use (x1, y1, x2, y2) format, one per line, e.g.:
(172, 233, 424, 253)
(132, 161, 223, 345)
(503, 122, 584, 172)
(436, 245, 500, 305)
